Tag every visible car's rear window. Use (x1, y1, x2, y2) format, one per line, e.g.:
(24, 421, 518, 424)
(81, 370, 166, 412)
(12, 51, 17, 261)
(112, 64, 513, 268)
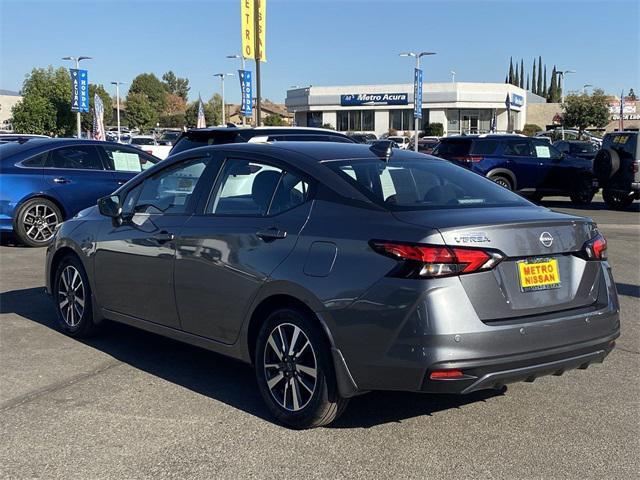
(325, 158, 530, 210)
(432, 139, 471, 156)
(170, 131, 243, 155)
(569, 142, 597, 154)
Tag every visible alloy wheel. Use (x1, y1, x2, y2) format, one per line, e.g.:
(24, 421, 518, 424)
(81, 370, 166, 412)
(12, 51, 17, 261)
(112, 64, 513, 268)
(263, 323, 318, 412)
(22, 203, 59, 243)
(493, 178, 511, 190)
(57, 265, 85, 327)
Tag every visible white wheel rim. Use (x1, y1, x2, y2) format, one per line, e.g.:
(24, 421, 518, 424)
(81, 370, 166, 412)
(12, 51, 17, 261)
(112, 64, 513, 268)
(57, 265, 85, 327)
(264, 323, 317, 412)
(23, 203, 59, 242)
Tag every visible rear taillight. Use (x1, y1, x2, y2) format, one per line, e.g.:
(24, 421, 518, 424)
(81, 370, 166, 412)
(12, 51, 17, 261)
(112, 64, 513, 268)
(370, 241, 504, 278)
(584, 233, 607, 260)
(430, 369, 465, 380)
(451, 155, 484, 163)
(632, 161, 639, 174)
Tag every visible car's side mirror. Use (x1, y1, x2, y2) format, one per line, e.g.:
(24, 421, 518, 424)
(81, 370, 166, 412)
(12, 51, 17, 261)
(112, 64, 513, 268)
(98, 195, 121, 219)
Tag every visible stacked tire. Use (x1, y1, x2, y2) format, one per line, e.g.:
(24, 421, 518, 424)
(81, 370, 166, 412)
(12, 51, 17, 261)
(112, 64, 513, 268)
(593, 148, 634, 209)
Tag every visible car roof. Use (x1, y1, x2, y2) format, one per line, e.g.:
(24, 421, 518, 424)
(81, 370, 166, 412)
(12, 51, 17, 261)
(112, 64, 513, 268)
(440, 134, 526, 140)
(0, 138, 137, 157)
(205, 141, 437, 163)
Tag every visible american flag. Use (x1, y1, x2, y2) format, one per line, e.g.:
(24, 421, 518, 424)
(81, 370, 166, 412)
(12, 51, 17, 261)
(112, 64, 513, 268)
(196, 96, 206, 128)
(93, 93, 106, 141)
(490, 109, 497, 133)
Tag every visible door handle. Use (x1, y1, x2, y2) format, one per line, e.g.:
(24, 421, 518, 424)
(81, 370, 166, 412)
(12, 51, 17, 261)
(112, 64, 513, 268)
(256, 227, 287, 241)
(53, 177, 70, 184)
(152, 231, 175, 243)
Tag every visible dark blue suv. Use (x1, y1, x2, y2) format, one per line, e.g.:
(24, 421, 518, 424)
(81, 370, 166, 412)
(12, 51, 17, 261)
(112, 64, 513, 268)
(433, 135, 596, 205)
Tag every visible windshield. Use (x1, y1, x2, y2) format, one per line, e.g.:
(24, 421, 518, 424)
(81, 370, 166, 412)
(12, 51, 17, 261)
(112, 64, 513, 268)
(326, 158, 530, 210)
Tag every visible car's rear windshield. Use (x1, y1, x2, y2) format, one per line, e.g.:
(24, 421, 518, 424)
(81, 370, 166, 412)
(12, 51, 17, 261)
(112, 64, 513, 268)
(131, 137, 155, 145)
(325, 158, 530, 210)
(170, 131, 243, 154)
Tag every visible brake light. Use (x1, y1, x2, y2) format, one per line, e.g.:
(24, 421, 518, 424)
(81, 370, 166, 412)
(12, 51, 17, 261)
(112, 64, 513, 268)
(584, 233, 607, 260)
(370, 241, 504, 278)
(451, 155, 484, 162)
(430, 369, 464, 380)
(632, 161, 639, 174)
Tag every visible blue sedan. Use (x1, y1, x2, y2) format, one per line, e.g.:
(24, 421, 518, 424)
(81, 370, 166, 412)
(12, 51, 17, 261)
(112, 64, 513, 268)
(0, 138, 159, 246)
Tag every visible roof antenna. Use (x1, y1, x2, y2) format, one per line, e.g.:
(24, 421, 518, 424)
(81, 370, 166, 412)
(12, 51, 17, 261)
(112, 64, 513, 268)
(369, 140, 394, 161)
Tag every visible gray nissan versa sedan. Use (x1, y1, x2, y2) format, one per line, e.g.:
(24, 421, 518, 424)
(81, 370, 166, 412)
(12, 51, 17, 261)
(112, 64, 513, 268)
(45, 141, 620, 428)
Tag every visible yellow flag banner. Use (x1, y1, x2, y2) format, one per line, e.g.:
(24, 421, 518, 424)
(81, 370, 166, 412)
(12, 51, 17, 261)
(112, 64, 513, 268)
(241, 0, 266, 62)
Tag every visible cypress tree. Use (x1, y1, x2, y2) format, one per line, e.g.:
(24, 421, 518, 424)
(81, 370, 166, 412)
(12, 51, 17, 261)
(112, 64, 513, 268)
(505, 74, 508, 84)
(514, 62, 519, 87)
(537, 56, 543, 95)
(543, 65, 547, 98)
(526, 73, 530, 91)
(519, 59, 525, 88)
(508, 57, 514, 85)
(548, 66, 558, 102)
(532, 60, 537, 95)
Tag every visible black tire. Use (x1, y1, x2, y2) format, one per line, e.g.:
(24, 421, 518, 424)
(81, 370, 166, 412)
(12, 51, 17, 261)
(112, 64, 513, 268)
(570, 177, 595, 205)
(14, 197, 62, 247)
(53, 254, 97, 338)
(255, 307, 348, 429)
(603, 189, 635, 210)
(525, 193, 544, 203)
(593, 149, 620, 184)
(491, 175, 512, 190)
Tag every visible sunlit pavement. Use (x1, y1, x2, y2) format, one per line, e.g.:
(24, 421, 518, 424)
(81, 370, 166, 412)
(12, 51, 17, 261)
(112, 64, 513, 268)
(1, 198, 638, 479)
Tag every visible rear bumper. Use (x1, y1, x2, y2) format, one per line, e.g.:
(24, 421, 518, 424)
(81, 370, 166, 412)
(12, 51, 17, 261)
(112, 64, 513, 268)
(326, 263, 620, 395)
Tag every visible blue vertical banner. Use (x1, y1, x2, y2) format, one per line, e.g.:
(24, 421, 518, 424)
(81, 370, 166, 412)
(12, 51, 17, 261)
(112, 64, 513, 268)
(413, 68, 423, 119)
(70, 69, 89, 113)
(239, 69, 253, 117)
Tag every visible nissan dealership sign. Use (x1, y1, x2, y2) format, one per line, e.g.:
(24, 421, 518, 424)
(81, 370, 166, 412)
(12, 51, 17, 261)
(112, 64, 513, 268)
(340, 93, 408, 106)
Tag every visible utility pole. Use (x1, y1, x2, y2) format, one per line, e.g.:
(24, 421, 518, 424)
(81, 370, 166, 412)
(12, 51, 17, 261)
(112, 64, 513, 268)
(450, 70, 456, 83)
(62, 55, 91, 138)
(214, 73, 233, 125)
(400, 51, 436, 152)
(254, 0, 262, 126)
(557, 69, 575, 140)
(110, 81, 125, 142)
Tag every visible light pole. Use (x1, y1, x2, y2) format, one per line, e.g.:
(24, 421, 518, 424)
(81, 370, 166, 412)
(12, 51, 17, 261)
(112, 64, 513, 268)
(214, 73, 234, 126)
(400, 51, 436, 151)
(450, 70, 456, 83)
(583, 83, 593, 94)
(62, 55, 92, 138)
(557, 69, 575, 140)
(227, 54, 246, 125)
(110, 81, 125, 142)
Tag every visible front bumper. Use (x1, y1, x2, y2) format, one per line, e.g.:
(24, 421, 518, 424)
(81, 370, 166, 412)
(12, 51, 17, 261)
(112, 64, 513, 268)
(325, 263, 620, 395)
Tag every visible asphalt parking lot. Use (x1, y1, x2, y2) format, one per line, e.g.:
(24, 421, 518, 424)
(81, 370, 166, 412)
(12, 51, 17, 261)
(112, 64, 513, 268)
(1, 198, 638, 479)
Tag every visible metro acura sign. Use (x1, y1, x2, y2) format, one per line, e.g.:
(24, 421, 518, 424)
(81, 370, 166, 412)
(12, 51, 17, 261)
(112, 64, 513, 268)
(340, 93, 408, 106)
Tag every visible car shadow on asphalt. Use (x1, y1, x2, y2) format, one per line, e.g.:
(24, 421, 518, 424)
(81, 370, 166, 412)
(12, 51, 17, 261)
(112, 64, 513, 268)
(616, 282, 640, 299)
(1, 286, 505, 429)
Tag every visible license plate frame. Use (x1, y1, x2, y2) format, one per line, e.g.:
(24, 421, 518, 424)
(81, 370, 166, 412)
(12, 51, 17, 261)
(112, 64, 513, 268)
(517, 257, 561, 292)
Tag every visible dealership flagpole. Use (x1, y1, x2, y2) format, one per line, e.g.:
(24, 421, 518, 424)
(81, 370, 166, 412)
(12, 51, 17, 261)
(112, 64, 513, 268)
(254, 0, 261, 126)
(619, 90, 625, 131)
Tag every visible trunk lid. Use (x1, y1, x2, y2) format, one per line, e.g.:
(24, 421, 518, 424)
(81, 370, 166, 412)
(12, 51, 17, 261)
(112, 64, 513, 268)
(393, 206, 603, 320)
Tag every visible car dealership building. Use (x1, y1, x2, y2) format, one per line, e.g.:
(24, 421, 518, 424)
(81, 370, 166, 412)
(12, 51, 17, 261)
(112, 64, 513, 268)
(285, 82, 544, 137)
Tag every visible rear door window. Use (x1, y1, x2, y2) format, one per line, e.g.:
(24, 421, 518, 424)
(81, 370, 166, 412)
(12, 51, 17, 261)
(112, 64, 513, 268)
(21, 152, 48, 167)
(45, 145, 104, 170)
(503, 139, 533, 156)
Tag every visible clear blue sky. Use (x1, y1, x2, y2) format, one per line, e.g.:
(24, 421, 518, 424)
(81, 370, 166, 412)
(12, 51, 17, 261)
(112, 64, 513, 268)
(1, 0, 638, 104)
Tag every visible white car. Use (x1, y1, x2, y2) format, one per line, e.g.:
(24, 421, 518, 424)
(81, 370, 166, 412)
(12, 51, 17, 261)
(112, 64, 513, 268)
(130, 135, 171, 160)
(388, 136, 411, 149)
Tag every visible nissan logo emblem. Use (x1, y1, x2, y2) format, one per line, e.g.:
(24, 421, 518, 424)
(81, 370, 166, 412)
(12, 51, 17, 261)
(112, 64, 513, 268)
(539, 231, 554, 247)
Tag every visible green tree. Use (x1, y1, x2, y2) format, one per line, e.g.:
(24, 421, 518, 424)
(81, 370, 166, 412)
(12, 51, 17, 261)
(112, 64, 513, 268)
(11, 66, 74, 136)
(547, 66, 558, 103)
(519, 59, 524, 88)
(526, 73, 530, 91)
(514, 61, 519, 87)
(263, 114, 284, 126)
(537, 56, 543, 95)
(508, 57, 514, 85)
(125, 92, 157, 130)
(532, 59, 537, 95)
(522, 123, 543, 136)
(423, 122, 444, 137)
(162, 71, 190, 101)
(561, 89, 610, 137)
(628, 88, 637, 101)
(81, 84, 113, 131)
(129, 73, 167, 114)
(542, 65, 548, 98)
(158, 113, 186, 128)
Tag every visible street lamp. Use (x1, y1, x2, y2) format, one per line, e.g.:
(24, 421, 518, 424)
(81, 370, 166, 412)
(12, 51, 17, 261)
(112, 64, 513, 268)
(227, 54, 246, 125)
(110, 81, 125, 142)
(557, 69, 575, 140)
(399, 51, 436, 151)
(62, 55, 92, 138)
(214, 73, 234, 126)
(583, 83, 593, 94)
(450, 70, 456, 83)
